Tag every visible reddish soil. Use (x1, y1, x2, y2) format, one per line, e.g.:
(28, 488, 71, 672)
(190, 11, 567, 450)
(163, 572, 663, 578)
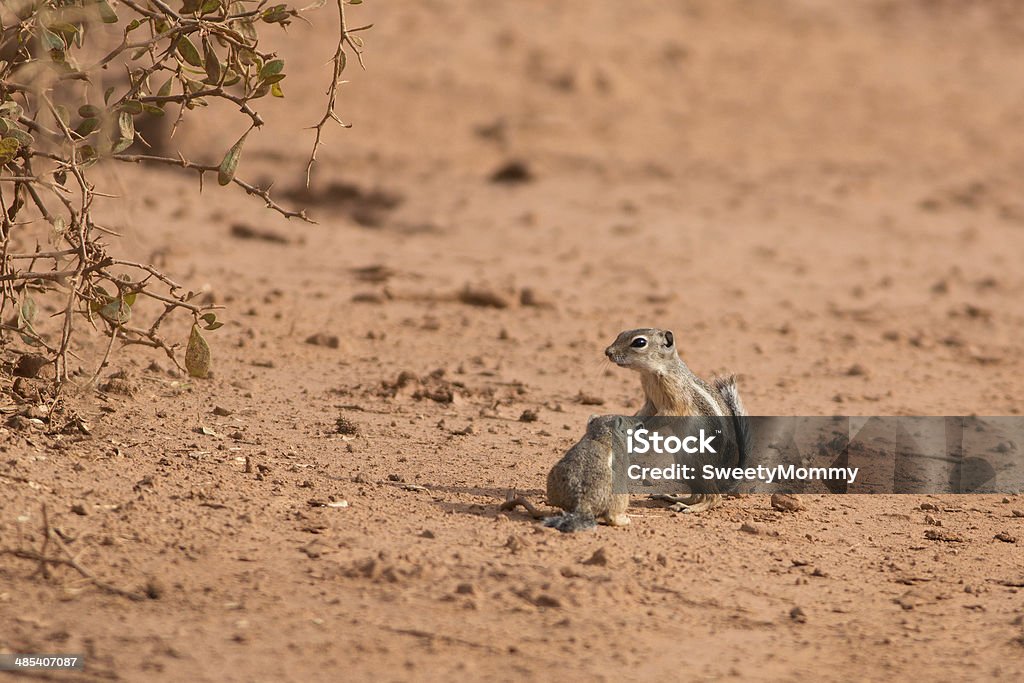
(3, 1, 1024, 681)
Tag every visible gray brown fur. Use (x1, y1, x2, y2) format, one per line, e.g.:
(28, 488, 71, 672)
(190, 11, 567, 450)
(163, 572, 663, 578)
(605, 328, 750, 512)
(544, 415, 631, 532)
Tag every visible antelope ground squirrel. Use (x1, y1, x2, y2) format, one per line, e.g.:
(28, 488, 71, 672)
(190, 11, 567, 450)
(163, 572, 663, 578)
(500, 415, 631, 532)
(605, 328, 750, 513)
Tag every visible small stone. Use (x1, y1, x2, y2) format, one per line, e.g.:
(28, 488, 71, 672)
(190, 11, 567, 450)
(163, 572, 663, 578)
(213, 406, 233, 417)
(533, 594, 561, 608)
(919, 502, 939, 511)
(335, 416, 359, 435)
(582, 548, 608, 566)
(740, 522, 763, 535)
(771, 493, 803, 512)
(789, 606, 807, 623)
(489, 160, 533, 184)
(519, 409, 539, 423)
(420, 530, 435, 539)
(995, 532, 1018, 543)
(305, 333, 340, 349)
(455, 583, 475, 595)
(71, 504, 87, 516)
(14, 354, 49, 378)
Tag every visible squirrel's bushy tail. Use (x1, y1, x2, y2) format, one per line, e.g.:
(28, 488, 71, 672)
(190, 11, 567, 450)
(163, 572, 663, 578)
(543, 512, 597, 533)
(713, 375, 751, 469)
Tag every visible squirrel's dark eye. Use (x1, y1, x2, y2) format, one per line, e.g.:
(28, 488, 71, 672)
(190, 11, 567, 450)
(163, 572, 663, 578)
(664, 331, 674, 347)
(630, 337, 647, 348)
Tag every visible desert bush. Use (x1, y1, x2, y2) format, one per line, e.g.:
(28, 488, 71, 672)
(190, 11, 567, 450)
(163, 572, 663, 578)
(0, 0, 367, 394)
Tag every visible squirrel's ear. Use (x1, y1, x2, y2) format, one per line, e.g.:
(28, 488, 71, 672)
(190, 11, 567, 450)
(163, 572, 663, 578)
(664, 331, 674, 347)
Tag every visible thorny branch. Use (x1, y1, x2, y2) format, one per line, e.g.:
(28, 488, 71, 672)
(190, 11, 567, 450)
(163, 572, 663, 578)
(0, 0, 366, 399)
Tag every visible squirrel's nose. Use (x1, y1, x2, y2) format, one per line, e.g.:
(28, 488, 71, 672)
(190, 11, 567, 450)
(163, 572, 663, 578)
(604, 347, 614, 359)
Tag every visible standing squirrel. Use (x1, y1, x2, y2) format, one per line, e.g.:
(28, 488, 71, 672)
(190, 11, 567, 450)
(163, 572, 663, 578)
(605, 327, 750, 513)
(544, 415, 631, 532)
(500, 415, 631, 533)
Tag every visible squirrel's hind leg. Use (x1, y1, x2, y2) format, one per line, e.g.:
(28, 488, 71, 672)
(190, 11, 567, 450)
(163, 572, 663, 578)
(652, 492, 722, 514)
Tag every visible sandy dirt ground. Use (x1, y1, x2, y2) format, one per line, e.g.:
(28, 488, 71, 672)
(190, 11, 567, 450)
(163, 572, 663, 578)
(2, 1, 1024, 680)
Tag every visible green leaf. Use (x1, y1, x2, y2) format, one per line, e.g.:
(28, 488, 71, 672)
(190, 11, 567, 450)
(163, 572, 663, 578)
(259, 59, 285, 80)
(97, 0, 119, 23)
(111, 136, 134, 154)
(200, 0, 221, 14)
(217, 131, 248, 186)
(262, 73, 286, 85)
(158, 77, 174, 99)
(0, 137, 19, 164)
(270, 82, 284, 98)
(0, 101, 23, 119)
(121, 100, 143, 115)
(42, 28, 66, 51)
(118, 111, 135, 139)
(19, 296, 36, 325)
(349, 0, 362, 4)
(99, 298, 131, 325)
(0, 119, 8, 135)
(123, 291, 137, 306)
(125, 18, 142, 33)
(75, 117, 100, 137)
(78, 104, 102, 118)
(176, 36, 204, 67)
(199, 312, 223, 330)
(185, 325, 211, 378)
(104, 87, 115, 104)
(142, 104, 165, 116)
(55, 105, 70, 127)
(203, 37, 221, 83)
(5, 128, 33, 146)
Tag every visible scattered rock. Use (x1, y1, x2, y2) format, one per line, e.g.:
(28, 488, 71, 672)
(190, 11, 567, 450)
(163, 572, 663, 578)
(582, 547, 608, 566)
(5, 414, 34, 431)
(305, 333, 340, 349)
(351, 264, 395, 283)
(740, 522, 764, 535)
(575, 391, 604, 406)
(924, 529, 964, 542)
(519, 409, 539, 423)
(505, 535, 530, 553)
(919, 502, 939, 511)
(490, 160, 533, 184)
(213, 406, 233, 417)
(144, 577, 166, 600)
(420, 530, 435, 539)
(455, 582, 475, 595)
(100, 377, 135, 396)
(846, 363, 868, 377)
(771, 493, 803, 512)
(533, 594, 561, 608)
(14, 353, 50, 379)
(335, 416, 359, 435)
(924, 514, 942, 526)
(519, 288, 552, 308)
(457, 285, 510, 309)
(789, 606, 807, 623)
(71, 504, 87, 516)
(230, 222, 290, 244)
(995, 532, 1018, 543)
(352, 292, 386, 304)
